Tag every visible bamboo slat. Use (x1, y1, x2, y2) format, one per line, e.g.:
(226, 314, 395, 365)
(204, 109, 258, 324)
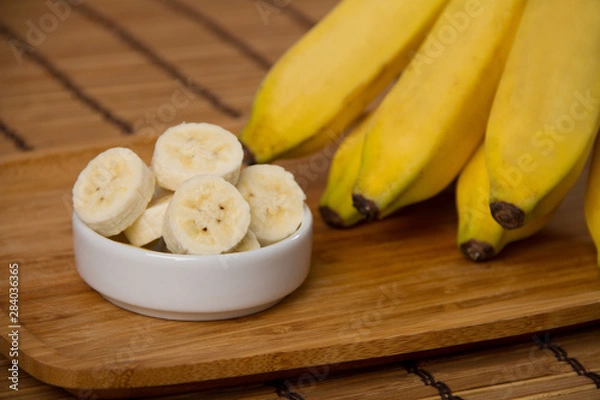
(0, 1, 599, 398)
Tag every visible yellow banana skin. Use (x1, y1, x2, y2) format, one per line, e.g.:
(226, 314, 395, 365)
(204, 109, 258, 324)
(319, 115, 372, 228)
(486, 0, 600, 230)
(352, 0, 526, 220)
(585, 138, 600, 266)
(278, 124, 343, 160)
(457, 145, 555, 262)
(239, 0, 449, 164)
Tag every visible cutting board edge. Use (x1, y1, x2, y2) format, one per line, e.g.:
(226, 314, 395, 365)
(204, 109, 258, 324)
(2, 301, 599, 391)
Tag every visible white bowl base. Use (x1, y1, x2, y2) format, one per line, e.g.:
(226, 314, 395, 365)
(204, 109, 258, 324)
(102, 295, 283, 321)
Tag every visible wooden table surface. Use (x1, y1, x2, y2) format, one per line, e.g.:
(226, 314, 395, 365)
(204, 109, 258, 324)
(0, 0, 599, 399)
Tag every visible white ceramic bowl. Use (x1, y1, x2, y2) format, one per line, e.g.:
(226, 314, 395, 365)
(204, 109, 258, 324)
(72, 205, 312, 321)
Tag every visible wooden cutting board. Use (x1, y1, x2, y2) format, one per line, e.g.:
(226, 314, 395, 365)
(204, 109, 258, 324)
(1, 134, 599, 396)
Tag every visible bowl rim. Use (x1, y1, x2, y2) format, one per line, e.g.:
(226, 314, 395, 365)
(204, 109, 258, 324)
(72, 203, 313, 261)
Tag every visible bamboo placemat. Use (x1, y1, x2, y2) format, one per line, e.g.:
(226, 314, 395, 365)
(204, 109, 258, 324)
(0, 0, 325, 155)
(1, 1, 599, 399)
(2, 324, 599, 399)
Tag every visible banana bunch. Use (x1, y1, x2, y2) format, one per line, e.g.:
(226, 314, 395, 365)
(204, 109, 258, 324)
(585, 138, 600, 266)
(485, 0, 600, 231)
(241, 0, 600, 263)
(72, 123, 306, 255)
(239, 0, 449, 163)
(456, 145, 558, 262)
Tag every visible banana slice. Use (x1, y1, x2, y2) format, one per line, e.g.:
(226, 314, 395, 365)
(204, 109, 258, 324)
(163, 175, 251, 255)
(151, 122, 244, 190)
(72, 147, 155, 237)
(124, 192, 173, 247)
(236, 165, 305, 246)
(229, 230, 261, 253)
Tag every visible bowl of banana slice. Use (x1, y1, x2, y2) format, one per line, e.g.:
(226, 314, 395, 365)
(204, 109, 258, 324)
(71, 122, 312, 321)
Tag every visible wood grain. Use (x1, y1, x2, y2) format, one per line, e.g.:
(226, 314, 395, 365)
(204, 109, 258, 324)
(0, 0, 599, 398)
(0, 134, 599, 394)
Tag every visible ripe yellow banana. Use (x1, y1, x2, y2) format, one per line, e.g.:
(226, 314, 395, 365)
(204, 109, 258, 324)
(486, 0, 600, 230)
(319, 115, 372, 228)
(352, 0, 526, 220)
(457, 145, 556, 262)
(239, 0, 449, 164)
(585, 138, 600, 266)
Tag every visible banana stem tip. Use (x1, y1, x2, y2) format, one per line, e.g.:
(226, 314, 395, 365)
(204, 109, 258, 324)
(352, 194, 379, 220)
(319, 206, 347, 229)
(459, 239, 496, 262)
(490, 201, 525, 230)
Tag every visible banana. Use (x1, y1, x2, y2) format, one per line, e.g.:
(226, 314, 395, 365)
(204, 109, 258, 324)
(352, 0, 526, 220)
(236, 164, 306, 246)
(162, 175, 251, 255)
(72, 147, 155, 237)
(319, 115, 372, 228)
(457, 145, 556, 262)
(151, 122, 244, 191)
(229, 230, 261, 253)
(239, 0, 450, 164)
(485, 0, 600, 230)
(585, 138, 600, 266)
(124, 191, 173, 247)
